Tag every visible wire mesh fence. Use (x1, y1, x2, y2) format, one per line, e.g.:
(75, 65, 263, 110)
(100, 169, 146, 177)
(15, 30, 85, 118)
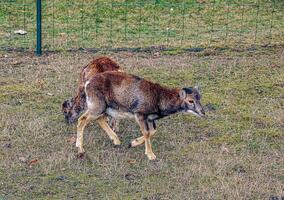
(0, 0, 283, 52)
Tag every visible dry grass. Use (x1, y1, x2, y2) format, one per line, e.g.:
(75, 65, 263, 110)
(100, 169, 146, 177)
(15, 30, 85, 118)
(0, 46, 283, 199)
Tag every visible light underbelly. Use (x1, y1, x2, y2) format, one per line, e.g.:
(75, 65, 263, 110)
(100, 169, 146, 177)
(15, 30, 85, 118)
(106, 108, 135, 119)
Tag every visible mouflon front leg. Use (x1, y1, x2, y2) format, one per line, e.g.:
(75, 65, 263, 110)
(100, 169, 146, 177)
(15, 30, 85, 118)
(135, 114, 156, 160)
(130, 120, 156, 148)
(97, 115, 121, 145)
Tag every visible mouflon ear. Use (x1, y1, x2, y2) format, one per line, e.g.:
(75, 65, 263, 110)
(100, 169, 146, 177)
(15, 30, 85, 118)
(179, 89, 187, 100)
(182, 87, 193, 94)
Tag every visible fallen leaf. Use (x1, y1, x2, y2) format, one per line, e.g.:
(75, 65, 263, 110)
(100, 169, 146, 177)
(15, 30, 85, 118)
(47, 92, 54, 96)
(67, 136, 76, 144)
(127, 159, 136, 164)
(29, 159, 39, 167)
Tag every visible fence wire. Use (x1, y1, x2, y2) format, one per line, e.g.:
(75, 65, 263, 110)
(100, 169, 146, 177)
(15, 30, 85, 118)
(0, 0, 283, 51)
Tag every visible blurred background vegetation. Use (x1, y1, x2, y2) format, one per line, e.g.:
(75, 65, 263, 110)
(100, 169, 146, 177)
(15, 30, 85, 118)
(0, 0, 283, 51)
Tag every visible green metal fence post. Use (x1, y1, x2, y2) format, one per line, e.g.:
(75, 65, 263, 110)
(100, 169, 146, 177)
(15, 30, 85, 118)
(36, 0, 42, 56)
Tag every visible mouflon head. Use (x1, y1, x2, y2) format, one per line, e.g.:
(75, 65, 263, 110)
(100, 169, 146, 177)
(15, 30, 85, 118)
(179, 86, 205, 117)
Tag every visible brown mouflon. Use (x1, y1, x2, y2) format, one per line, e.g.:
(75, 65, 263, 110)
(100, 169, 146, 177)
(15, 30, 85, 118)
(62, 57, 122, 131)
(76, 71, 205, 160)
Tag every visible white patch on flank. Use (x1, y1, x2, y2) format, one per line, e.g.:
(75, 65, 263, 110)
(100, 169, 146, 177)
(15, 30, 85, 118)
(84, 80, 92, 108)
(106, 108, 135, 119)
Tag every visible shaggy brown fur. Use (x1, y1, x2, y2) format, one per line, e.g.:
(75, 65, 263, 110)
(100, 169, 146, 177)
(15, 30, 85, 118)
(76, 71, 205, 160)
(62, 57, 122, 128)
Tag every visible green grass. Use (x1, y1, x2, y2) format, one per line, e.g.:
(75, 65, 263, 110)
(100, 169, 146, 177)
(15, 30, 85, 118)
(0, 0, 283, 50)
(0, 46, 283, 199)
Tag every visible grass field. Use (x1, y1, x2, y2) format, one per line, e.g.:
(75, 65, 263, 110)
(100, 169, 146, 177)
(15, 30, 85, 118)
(0, 46, 283, 199)
(0, 0, 284, 50)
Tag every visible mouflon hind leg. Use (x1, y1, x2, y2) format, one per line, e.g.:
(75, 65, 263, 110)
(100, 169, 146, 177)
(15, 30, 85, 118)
(76, 88, 106, 153)
(97, 115, 121, 145)
(76, 111, 92, 154)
